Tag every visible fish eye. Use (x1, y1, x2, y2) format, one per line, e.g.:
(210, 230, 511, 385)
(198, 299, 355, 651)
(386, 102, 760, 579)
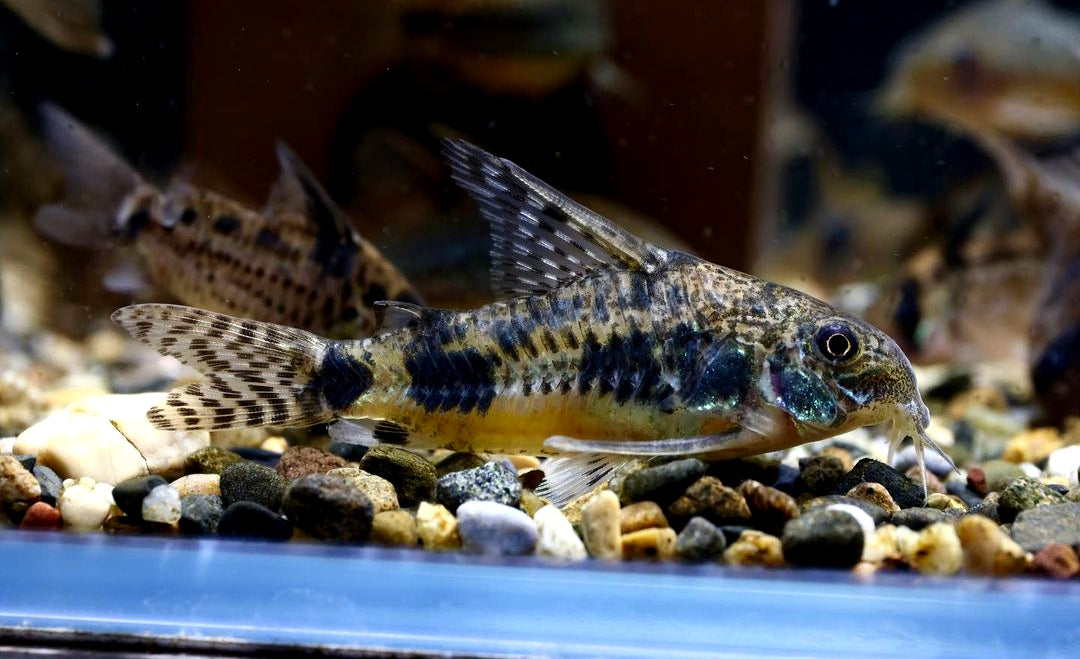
(814, 322, 859, 363)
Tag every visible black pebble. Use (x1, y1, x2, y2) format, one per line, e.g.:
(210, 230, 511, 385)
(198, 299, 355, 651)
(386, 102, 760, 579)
(328, 440, 369, 463)
(890, 507, 952, 530)
(797, 456, 845, 495)
(217, 501, 293, 541)
(281, 474, 374, 542)
(112, 475, 168, 522)
(781, 508, 864, 568)
(707, 457, 779, 489)
(230, 447, 281, 467)
(32, 465, 62, 506)
(945, 480, 983, 509)
(805, 495, 890, 525)
(179, 494, 224, 536)
(14, 455, 35, 471)
(830, 458, 925, 508)
(620, 458, 707, 505)
(220, 462, 286, 511)
(772, 464, 799, 494)
(717, 525, 755, 546)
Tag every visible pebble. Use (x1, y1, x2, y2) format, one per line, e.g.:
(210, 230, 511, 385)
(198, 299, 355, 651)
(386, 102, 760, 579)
(518, 490, 547, 517)
(892, 445, 955, 478)
(57, 480, 113, 530)
(862, 525, 902, 564)
(668, 476, 751, 524)
(0, 436, 13, 454)
(896, 522, 962, 575)
(112, 475, 168, 521)
(820, 446, 854, 473)
(619, 500, 668, 533)
(142, 484, 182, 524)
(781, 508, 865, 568)
(723, 530, 785, 567)
(904, 466, 946, 495)
(1046, 446, 1080, 486)
(276, 446, 347, 480)
(178, 494, 224, 536)
(13, 454, 35, 471)
(831, 458, 924, 509)
(259, 436, 288, 454)
(0, 455, 41, 516)
(370, 510, 418, 547)
(436, 460, 521, 512)
(457, 500, 538, 556)
(415, 501, 460, 551)
(970, 492, 1001, 522)
(328, 438, 368, 463)
(797, 456, 845, 495)
(1010, 502, 1080, 552)
(581, 490, 622, 560)
(845, 482, 899, 514)
(435, 452, 487, 477)
(359, 445, 437, 507)
(103, 516, 173, 536)
(19, 501, 60, 530)
(534, 505, 587, 561)
(170, 473, 220, 498)
(891, 507, 954, 530)
(925, 493, 967, 512)
(184, 446, 243, 475)
(978, 460, 1026, 494)
(217, 501, 293, 541)
(622, 527, 677, 561)
(70, 393, 210, 477)
(220, 462, 286, 511)
(706, 456, 780, 488)
(32, 465, 62, 506)
(945, 480, 983, 509)
(739, 479, 799, 532)
(619, 458, 706, 505)
(997, 477, 1063, 523)
(1031, 543, 1080, 579)
(675, 516, 727, 562)
(19, 411, 148, 484)
(505, 454, 541, 470)
(802, 495, 890, 525)
(1002, 427, 1063, 464)
(326, 467, 399, 513)
(956, 514, 1028, 576)
(282, 474, 374, 542)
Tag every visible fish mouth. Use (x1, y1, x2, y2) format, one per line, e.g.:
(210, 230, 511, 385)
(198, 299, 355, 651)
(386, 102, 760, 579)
(886, 401, 957, 496)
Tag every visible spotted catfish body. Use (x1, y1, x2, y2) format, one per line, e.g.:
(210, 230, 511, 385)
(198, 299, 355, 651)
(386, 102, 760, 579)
(115, 139, 950, 504)
(35, 105, 419, 338)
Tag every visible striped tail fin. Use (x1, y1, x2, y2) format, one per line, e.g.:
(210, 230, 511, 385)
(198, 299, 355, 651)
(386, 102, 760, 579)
(112, 304, 372, 431)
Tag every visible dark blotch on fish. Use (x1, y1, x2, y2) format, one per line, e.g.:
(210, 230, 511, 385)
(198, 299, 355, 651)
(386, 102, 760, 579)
(578, 328, 667, 405)
(669, 329, 752, 412)
(255, 228, 281, 248)
(212, 215, 241, 235)
(315, 343, 373, 410)
(405, 346, 496, 415)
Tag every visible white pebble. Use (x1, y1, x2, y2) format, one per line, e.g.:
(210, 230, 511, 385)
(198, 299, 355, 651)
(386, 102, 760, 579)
(827, 503, 876, 538)
(142, 484, 181, 524)
(1019, 462, 1042, 479)
(0, 436, 14, 455)
(58, 482, 112, 530)
(1047, 446, 1080, 486)
(457, 500, 538, 556)
(18, 410, 148, 484)
(534, 505, 587, 561)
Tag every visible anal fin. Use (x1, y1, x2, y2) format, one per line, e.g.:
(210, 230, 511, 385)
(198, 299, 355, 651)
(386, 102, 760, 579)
(535, 453, 631, 508)
(543, 431, 746, 457)
(329, 418, 421, 447)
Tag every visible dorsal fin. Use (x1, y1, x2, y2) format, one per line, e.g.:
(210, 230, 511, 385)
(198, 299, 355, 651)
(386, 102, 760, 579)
(268, 142, 357, 251)
(442, 139, 670, 298)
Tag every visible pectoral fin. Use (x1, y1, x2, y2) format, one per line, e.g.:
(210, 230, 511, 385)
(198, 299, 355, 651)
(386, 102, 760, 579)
(535, 453, 632, 508)
(544, 430, 750, 457)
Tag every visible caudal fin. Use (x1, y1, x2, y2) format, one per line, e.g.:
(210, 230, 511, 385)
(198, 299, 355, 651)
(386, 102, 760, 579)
(112, 304, 370, 431)
(34, 104, 141, 247)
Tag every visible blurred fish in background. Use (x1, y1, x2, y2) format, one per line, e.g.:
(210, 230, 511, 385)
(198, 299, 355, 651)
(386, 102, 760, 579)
(0, 0, 112, 58)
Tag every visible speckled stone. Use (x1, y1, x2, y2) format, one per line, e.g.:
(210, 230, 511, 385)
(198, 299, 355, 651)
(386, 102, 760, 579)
(619, 501, 668, 533)
(19, 501, 60, 530)
(619, 458, 706, 505)
(1031, 543, 1080, 579)
(622, 527, 677, 561)
(740, 479, 799, 533)
(970, 491, 1001, 522)
(359, 445, 437, 507)
(722, 530, 784, 567)
(281, 474, 373, 542)
(534, 505, 587, 561)
(802, 495, 890, 525)
(1010, 502, 1080, 552)
(781, 508, 864, 568)
(435, 452, 488, 477)
(142, 484, 181, 524)
(997, 477, 1063, 523)
(457, 500, 538, 556)
(32, 465, 62, 506)
(675, 516, 727, 562)
(890, 507, 954, 530)
(831, 458, 924, 509)
(217, 501, 293, 541)
(797, 455, 845, 495)
(845, 482, 900, 514)
(184, 446, 243, 475)
(415, 501, 460, 551)
(0, 455, 40, 517)
(668, 476, 751, 524)
(896, 522, 962, 575)
(956, 514, 1028, 576)
(112, 475, 167, 522)
(170, 473, 220, 498)
(276, 446, 347, 481)
(436, 460, 521, 513)
(179, 494, 224, 536)
(581, 490, 621, 560)
(220, 462, 286, 511)
(370, 510, 418, 548)
(326, 467, 399, 513)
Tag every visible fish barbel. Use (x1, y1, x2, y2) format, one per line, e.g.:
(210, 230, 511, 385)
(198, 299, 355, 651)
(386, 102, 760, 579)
(35, 105, 420, 338)
(114, 140, 951, 504)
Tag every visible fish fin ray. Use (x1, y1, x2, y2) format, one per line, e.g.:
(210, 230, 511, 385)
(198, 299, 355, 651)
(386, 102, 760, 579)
(544, 431, 745, 457)
(535, 453, 631, 508)
(329, 418, 421, 447)
(112, 303, 337, 431)
(373, 300, 424, 332)
(442, 139, 669, 297)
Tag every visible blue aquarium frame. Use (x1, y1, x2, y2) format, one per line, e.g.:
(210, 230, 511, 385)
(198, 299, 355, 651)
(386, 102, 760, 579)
(1, 530, 1078, 657)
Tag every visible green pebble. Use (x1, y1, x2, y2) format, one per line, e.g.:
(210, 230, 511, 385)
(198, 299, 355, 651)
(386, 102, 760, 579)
(184, 446, 243, 475)
(359, 445, 437, 507)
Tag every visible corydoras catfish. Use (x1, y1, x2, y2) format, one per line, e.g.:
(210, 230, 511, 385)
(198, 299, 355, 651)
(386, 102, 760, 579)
(114, 140, 951, 505)
(35, 105, 420, 338)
